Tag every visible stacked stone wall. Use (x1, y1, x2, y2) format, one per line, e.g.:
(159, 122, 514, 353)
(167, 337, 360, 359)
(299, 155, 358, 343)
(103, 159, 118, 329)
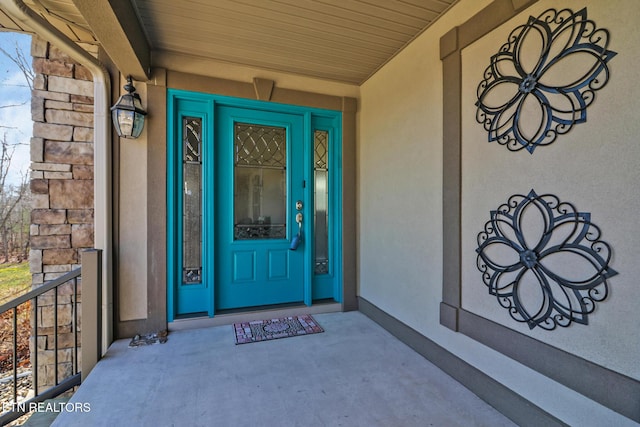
(28, 37, 94, 389)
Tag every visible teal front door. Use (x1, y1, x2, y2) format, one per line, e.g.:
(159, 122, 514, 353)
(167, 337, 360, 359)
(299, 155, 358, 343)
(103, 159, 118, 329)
(167, 91, 343, 321)
(215, 106, 305, 309)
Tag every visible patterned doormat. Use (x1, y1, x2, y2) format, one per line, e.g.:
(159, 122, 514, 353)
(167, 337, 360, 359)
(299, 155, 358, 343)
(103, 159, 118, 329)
(234, 315, 324, 344)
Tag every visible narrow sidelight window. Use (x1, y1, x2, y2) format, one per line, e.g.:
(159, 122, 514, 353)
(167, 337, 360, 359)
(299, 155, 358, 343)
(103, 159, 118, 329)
(182, 117, 202, 284)
(314, 130, 329, 274)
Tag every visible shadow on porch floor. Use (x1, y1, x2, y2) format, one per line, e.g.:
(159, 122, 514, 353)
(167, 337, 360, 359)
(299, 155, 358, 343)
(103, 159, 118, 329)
(52, 311, 515, 427)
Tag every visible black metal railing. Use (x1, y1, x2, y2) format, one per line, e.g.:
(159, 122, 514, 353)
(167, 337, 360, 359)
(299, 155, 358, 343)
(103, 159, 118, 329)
(0, 268, 82, 425)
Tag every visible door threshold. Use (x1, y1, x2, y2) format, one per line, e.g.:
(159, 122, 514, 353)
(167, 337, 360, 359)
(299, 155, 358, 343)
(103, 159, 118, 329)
(169, 302, 342, 332)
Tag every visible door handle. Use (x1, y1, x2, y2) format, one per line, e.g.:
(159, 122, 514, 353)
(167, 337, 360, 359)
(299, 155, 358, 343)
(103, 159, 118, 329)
(290, 213, 303, 250)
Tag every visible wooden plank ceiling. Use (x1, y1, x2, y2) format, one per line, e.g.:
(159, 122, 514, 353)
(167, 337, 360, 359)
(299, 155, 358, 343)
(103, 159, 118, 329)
(0, 0, 97, 42)
(132, 0, 458, 84)
(1, 0, 458, 85)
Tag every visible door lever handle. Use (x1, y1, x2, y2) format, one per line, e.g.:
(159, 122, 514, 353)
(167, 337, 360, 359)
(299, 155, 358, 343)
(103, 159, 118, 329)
(290, 213, 303, 250)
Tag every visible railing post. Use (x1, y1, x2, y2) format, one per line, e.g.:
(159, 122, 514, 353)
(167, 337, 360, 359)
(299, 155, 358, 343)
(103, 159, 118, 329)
(81, 249, 102, 381)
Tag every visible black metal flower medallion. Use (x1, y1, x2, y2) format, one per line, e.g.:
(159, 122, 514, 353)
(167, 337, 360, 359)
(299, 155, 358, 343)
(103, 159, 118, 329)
(475, 190, 618, 330)
(475, 8, 617, 153)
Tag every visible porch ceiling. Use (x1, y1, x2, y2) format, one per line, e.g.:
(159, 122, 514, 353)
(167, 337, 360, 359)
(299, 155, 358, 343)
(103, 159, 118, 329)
(1, 0, 459, 85)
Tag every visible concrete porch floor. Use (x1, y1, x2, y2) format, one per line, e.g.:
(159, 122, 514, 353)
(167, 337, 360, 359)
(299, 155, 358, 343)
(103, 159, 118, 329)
(53, 311, 516, 427)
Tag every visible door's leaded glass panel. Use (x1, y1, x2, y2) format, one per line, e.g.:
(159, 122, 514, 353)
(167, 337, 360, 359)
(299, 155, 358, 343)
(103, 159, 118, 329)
(183, 117, 202, 284)
(234, 123, 287, 240)
(314, 130, 329, 274)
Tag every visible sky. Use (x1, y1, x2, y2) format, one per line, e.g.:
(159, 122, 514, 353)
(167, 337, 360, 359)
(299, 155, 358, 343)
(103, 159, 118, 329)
(0, 31, 32, 186)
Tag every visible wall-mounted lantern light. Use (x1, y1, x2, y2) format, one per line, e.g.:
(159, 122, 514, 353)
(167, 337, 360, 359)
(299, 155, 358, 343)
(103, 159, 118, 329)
(111, 76, 147, 139)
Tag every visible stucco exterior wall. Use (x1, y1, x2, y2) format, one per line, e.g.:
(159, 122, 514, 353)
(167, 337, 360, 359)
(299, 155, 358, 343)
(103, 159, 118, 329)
(358, 0, 637, 424)
(460, 0, 639, 380)
(116, 75, 147, 322)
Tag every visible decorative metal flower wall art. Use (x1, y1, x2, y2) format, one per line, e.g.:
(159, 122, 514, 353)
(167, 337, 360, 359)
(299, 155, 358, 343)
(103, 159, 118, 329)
(475, 190, 618, 330)
(475, 8, 617, 153)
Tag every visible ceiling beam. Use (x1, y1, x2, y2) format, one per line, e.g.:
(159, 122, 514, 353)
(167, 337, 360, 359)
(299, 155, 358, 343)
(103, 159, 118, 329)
(71, 0, 150, 81)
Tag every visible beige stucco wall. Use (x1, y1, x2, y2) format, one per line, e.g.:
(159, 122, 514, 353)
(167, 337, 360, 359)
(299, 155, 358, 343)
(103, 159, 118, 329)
(360, 0, 493, 335)
(153, 54, 360, 100)
(117, 73, 148, 321)
(460, 0, 640, 380)
(359, 0, 636, 424)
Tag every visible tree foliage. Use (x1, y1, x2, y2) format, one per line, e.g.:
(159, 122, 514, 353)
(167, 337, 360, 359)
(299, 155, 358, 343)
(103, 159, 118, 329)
(0, 41, 34, 91)
(0, 38, 32, 262)
(0, 134, 29, 261)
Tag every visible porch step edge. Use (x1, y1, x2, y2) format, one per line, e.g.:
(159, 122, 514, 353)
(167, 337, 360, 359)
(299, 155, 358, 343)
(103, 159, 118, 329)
(168, 302, 342, 331)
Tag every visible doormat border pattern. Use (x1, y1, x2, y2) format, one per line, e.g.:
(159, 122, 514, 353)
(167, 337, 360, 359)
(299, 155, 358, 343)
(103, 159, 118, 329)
(234, 314, 324, 344)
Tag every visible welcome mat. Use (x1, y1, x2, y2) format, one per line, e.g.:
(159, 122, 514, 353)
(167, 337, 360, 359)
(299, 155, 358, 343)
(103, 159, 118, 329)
(234, 315, 324, 344)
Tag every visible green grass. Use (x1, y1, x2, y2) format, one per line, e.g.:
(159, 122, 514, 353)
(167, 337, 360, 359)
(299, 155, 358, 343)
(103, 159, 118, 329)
(0, 262, 31, 304)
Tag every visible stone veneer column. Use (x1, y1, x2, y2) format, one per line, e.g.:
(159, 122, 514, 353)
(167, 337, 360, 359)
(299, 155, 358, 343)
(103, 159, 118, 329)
(28, 36, 95, 389)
